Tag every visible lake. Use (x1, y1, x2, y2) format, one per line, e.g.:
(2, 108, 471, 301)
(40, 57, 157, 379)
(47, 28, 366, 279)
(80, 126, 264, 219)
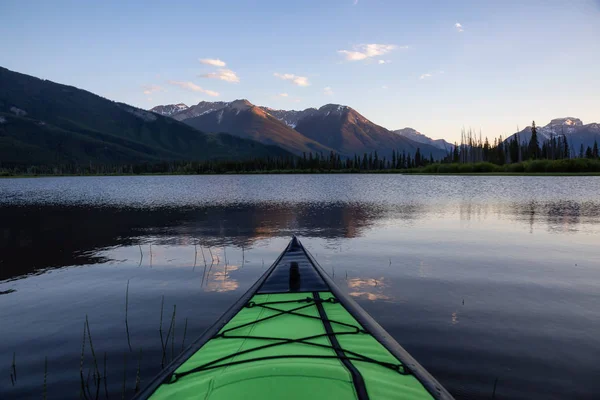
(1, 174, 599, 399)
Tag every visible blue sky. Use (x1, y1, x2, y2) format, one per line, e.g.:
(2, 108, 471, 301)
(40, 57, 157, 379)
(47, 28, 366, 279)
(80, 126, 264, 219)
(2, 0, 599, 142)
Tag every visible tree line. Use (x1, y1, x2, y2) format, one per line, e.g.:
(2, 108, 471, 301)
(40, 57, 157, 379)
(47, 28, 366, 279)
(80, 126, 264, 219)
(447, 121, 599, 164)
(2, 121, 599, 176)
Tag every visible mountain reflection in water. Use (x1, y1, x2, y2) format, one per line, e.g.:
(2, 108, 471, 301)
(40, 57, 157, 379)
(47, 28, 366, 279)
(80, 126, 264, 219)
(1, 198, 598, 282)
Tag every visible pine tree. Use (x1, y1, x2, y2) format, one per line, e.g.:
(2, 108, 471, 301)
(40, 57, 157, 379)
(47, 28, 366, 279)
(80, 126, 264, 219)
(593, 141, 599, 159)
(415, 148, 421, 166)
(453, 143, 459, 163)
(579, 144, 585, 159)
(528, 121, 540, 159)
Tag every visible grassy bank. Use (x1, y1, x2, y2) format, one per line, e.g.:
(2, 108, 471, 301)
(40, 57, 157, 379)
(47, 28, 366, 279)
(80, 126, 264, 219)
(2, 159, 600, 177)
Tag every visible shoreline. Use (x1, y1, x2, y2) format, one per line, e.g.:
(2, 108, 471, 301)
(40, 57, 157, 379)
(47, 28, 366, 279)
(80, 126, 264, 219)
(3, 171, 600, 179)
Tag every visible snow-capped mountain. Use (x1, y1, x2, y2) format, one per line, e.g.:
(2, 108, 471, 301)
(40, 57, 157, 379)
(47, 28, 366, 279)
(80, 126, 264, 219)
(151, 101, 231, 121)
(180, 99, 332, 155)
(505, 117, 600, 153)
(150, 100, 448, 158)
(258, 107, 319, 129)
(394, 128, 454, 151)
(149, 103, 188, 117)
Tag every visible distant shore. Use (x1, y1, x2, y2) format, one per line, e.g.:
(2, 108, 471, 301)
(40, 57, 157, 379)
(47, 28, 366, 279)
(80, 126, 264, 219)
(2, 159, 600, 178)
(3, 171, 600, 178)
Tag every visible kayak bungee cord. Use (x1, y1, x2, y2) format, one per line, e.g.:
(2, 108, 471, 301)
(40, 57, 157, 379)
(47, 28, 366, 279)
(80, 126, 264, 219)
(166, 294, 409, 384)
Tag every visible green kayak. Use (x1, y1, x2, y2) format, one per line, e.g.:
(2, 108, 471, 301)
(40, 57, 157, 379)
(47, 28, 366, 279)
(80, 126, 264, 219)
(135, 237, 453, 399)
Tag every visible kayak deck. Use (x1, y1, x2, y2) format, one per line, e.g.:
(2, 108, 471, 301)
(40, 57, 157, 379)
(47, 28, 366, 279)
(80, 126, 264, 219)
(138, 238, 452, 399)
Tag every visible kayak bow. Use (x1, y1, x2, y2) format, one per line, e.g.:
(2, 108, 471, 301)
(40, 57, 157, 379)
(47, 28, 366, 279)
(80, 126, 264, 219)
(135, 237, 453, 399)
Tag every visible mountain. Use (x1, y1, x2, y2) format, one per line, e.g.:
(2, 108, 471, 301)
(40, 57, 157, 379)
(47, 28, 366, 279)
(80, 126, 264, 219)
(505, 118, 600, 154)
(149, 103, 188, 116)
(158, 101, 232, 122)
(258, 107, 319, 129)
(394, 128, 454, 151)
(181, 100, 333, 155)
(293, 104, 447, 158)
(153, 100, 448, 158)
(0, 67, 292, 166)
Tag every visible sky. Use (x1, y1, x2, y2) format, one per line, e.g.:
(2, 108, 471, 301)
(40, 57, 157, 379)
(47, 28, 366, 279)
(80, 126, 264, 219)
(1, 0, 599, 142)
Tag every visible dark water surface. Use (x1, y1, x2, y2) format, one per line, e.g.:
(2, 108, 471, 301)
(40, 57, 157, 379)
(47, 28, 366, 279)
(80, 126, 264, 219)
(1, 175, 599, 399)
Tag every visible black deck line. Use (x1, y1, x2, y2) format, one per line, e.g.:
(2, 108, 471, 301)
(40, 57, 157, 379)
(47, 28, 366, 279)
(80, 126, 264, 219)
(314, 291, 369, 400)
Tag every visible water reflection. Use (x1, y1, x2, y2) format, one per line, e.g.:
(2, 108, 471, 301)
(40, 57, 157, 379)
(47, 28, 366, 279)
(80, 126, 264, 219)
(347, 277, 391, 301)
(1, 197, 600, 282)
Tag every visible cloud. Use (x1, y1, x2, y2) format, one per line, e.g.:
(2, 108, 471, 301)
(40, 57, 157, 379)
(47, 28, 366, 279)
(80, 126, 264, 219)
(338, 44, 405, 61)
(201, 69, 240, 83)
(142, 84, 164, 95)
(381, 85, 388, 89)
(419, 70, 444, 80)
(323, 86, 334, 96)
(455, 22, 464, 32)
(274, 72, 310, 87)
(199, 58, 226, 67)
(278, 93, 289, 97)
(168, 80, 219, 96)
(353, 0, 358, 4)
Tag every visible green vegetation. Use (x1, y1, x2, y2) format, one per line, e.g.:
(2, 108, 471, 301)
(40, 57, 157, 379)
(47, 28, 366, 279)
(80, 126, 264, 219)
(3, 156, 600, 177)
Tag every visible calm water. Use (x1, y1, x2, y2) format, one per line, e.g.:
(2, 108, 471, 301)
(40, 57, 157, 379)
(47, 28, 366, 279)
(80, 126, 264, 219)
(1, 175, 599, 399)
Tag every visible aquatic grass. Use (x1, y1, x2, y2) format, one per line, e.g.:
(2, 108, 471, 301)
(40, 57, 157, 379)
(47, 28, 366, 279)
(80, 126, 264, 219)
(85, 315, 101, 400)
(121, 353, 127, 400)
(10, 352, 16, 386)
(134, 349, 142, 393)
(86, 368, 92, 400)
(171, 307, 176, 361)
(79, 321, 87, 400)
(125, 280, 132, 352)
(138, 245, 143, 267)
(159, 296, 165, 368)
(163, 305, 177, 363)
(181, 318, 188, 353)
(14, 290, 193, 398)
(492, 377, 499, 399)
(103, 352, 108, 399)
(200, 246, 207, 268)
(43, 356, 47, 400)
(242, 244, 245, 266)
(193, 244, 198, 271)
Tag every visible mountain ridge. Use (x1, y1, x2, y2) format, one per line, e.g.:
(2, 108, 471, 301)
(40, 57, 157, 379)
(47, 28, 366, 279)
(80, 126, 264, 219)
(180, 100, 334, 155)
(152, 100, 448, 158)
(0, 66, 292, 165)
(505, 118, 600, 153)
(394, 128, 453, 151)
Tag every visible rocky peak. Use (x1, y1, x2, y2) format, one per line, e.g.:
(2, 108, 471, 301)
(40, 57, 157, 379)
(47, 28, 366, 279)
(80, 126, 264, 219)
(228, 99, 253, 111)
(546, 117, 583, 127)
